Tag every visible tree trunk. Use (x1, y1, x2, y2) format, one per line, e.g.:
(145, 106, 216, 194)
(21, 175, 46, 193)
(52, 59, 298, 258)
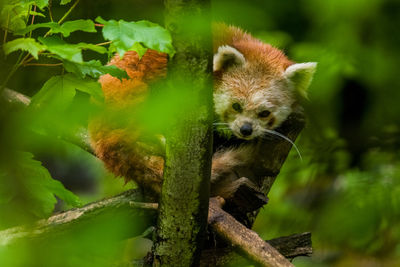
(152, 1, 213, 266)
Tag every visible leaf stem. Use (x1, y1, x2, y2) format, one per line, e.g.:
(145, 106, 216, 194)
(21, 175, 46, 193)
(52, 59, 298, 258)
(24, 63, 63, 67)
(44, 0, 81, 37)
(3, 12, 10, 44)
(95, 41, 112, 46)
(29, 5, 37, 38)
(58, 0, 81, 24)
(30, 5, 37, 25)
(48, 0, 54, 22)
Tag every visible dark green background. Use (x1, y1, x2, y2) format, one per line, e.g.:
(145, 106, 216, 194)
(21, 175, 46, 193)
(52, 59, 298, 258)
(1, 0, 400, 266)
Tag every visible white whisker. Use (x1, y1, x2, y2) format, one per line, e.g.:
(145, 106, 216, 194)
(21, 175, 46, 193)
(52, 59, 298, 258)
(263, 129, 303, 161)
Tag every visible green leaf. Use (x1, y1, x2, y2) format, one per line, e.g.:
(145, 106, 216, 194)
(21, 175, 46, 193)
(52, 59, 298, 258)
(15, 22, 58, 35)
(30, 75, 76, 110)
(60, 19, 96, 36)
(60, 0, 72, 5)
(16, 19, 96, 37)
(33, 0, 50, 9)
(0, 1, 49, 32)
(1, 152, 80, 218)
(75, 42, 107, 54)
(38, 37, 107, 63)
(63, 59, 129, 79)
(44, 177, 81, 208)
(3, 38, 46, 59)
(31, 74, 103, 110)
(130, 42, 148, 58)
(38, 36, 82, 62)
(96, 17, 175, 57)
(28, 11, 46, 18)
(64, 74, 104, 102)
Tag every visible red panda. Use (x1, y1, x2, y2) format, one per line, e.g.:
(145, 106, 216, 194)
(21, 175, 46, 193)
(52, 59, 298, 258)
(88, 24, 316, 198)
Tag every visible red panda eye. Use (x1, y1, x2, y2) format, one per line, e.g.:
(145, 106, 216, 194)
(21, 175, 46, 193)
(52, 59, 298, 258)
(258, 110, 271, 118)
(232, 102, 242, 112)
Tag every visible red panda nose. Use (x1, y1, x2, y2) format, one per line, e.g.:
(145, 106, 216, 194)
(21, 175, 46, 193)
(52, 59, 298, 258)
(240, 123, 253, 136)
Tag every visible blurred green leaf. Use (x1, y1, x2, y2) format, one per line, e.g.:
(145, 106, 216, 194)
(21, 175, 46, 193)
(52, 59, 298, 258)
(74, 42, 107, 54)
(33, 0, 50, 9)
(16, 19, 96, 37)
(3, 38, 46, 59)
(60, 0, 72, 5)
(30, 73, 103, 110)
(0, 1, 49, 32)
(28, 10, 46, 18)
(96, 16, 175, 57)
(1, 152, 80, 218)
(63, 59, 129, 79)
(0, 171, 15, 204)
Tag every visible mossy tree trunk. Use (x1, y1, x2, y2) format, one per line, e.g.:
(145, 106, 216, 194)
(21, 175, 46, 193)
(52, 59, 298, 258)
(152, 0, 213, 266)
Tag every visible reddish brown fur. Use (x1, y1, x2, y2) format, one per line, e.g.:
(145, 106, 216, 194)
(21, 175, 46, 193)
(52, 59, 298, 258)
(213, 24, 294, 114)
(213, 23, 293, 76)
(89, 24, 293, 197)
(89, 49, 168, 196)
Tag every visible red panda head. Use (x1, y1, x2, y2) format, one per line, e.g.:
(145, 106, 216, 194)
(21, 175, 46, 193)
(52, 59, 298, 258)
(213, 44, 316, 140)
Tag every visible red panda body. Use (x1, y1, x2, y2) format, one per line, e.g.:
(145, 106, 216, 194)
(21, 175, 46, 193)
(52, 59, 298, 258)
(89, 24, 316, 197)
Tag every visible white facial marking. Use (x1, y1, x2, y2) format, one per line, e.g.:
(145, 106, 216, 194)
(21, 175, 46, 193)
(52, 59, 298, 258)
(213, 90, 232, 116)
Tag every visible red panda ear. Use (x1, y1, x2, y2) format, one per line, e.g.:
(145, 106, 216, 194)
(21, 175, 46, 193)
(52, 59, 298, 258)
(284, 62, 317, 98)
(213, 45, 246, 72)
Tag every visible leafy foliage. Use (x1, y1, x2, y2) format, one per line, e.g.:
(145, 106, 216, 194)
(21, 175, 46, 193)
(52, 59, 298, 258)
(0, 1, 49, 31)
(30, 73, 103, 109)
(96, 16, 175, 57)
(63, 60, 129, 79)
(3, 37, 46, 59)
(0, 0, 173, 241)
(15, 19, 96, 37)
(38, 36, 83, 62)
(60, 0, 72, 5)
(0, 152, 80, 221)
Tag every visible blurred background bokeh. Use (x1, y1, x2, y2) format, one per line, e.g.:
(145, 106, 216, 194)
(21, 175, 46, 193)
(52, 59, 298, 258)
(1, 0, 400, 266)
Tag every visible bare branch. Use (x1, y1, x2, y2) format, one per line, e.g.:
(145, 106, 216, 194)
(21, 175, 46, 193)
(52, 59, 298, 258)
(200, 232, 312, 266)
(0, 189, 154, 246)
(208, 197, 294, 267)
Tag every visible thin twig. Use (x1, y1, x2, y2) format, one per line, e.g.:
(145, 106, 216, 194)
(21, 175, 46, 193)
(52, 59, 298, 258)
(23, 63, 63, 67)
(130, 201, 159, 210)
(95, 41, 112, 46)
(30, 5, 37, 25)
(3, 12, 10, 44)
(57, 0, 80, 24)
(44, 0, 81, 37)
(48, 0, 54, 22)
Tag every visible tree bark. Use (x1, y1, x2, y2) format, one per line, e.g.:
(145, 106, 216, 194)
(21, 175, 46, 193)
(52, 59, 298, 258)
(153, 1, 213, 266)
